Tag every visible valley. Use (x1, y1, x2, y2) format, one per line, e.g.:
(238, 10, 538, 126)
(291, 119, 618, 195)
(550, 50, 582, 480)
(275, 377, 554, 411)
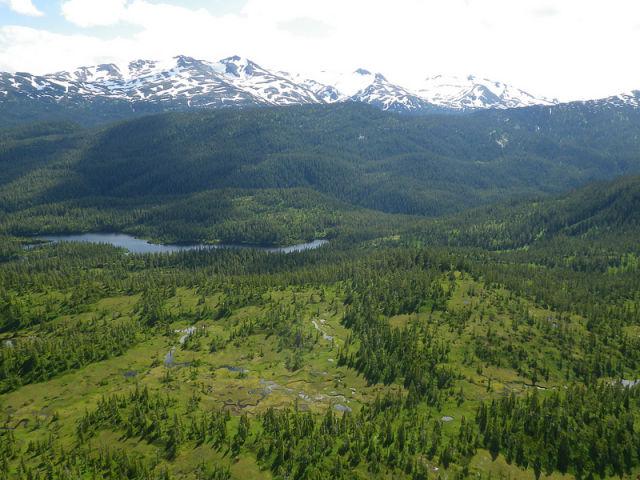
(0, 89, 639, 480)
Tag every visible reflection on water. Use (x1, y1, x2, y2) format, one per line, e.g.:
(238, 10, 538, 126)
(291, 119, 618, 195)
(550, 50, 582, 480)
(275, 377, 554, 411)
(33, 233, 328, 255)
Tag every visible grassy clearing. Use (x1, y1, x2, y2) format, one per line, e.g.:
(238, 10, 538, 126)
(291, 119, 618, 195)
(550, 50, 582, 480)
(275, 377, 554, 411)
(2, 275, 637, 479)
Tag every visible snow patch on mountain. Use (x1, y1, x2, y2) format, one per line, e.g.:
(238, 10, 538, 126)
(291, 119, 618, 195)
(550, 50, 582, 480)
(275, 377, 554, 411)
(586, 90, 640, 108)
(412, 74, 557, 110)
(280, 68, 435, 112)
(277, 71, 342, 103)
(3, 55, 631, 114)
(215, 56, 319, 105)
(312, 69, 378, 99)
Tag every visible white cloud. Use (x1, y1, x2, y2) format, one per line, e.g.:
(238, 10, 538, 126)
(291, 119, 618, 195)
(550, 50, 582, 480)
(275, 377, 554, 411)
(1, 0, 639, 101)
(61, 0, 128, 28)
(277, 17, 333, 38)
(1, 0, 43, 17)
(0, 25, 131, 73)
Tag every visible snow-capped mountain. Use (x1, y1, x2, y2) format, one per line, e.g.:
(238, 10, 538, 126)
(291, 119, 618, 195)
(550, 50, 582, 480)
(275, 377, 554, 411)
(0, 57, 253, 108)
(4, 55, 635, 120)
(0, 55, 322, 108)
(348, 70, 436, 113)
(577, 90, 640, 109)
(217, 56, 320, 106)
(279, 68, 436, 112)
(278, 71, 341, 103)
(411, 74, 557, 110)
(102, 56, 252, 106)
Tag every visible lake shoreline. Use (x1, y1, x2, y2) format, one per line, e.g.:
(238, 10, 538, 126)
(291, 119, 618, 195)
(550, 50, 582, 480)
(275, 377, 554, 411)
(25, 232, 329, 255)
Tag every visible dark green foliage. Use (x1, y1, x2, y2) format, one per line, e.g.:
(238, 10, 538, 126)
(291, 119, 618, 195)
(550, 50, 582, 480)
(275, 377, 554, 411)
(423, 174, 640, 250)
(2, 103, 640, 245)
(254, 393, 479, 479)
(338, 262, 453, 403)
(2, 103, 640, 479)
(477, 384, 640, 478)
(0, 94, 158, 129)
(0, 317, 140, 393)
(1, 227, 640, 478)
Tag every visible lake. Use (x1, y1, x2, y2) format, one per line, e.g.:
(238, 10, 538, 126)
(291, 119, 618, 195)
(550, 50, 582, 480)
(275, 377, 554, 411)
(35, 233, 328, 254)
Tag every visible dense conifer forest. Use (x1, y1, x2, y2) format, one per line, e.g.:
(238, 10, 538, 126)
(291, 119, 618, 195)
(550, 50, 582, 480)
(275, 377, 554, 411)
(0, 103, 639, 479)
(1, 103, 640, 242)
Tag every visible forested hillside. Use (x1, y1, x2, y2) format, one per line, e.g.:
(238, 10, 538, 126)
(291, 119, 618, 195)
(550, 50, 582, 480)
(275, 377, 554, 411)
(1, 100, 640, 479)
(423, 174, 640, 249)
(0, 103, 639, 245)
(0, 94, 165, 129)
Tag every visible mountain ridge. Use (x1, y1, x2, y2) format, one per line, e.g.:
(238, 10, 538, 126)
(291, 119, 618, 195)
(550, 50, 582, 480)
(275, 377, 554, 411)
(411, 74, 557, 110)
(1, 55, 638, 129)
(0, 54, 556, 115)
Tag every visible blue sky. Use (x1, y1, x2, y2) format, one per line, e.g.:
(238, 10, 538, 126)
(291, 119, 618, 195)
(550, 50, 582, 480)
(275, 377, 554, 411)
(1, 0, 639, 101)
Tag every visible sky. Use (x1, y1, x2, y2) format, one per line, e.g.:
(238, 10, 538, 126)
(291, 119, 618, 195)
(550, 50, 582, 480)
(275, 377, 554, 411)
(0, 0, 638, 101)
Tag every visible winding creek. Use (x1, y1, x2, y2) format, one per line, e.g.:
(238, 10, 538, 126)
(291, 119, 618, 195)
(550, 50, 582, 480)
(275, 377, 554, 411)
(161, 324, 352, 412)
(31, 233, 349, 411)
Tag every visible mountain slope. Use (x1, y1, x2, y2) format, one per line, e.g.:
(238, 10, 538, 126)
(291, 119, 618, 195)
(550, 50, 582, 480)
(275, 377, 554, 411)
(412, 74, 557, 110)
(217, 56, 320, 106)
(281, 68, 440, 113)
(575, 89, 640, 110)
(0, 55, 559, 126)
(347, 70, 439, 113)
(425, 174, 640, 250)
(2, 101, 640, 237)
